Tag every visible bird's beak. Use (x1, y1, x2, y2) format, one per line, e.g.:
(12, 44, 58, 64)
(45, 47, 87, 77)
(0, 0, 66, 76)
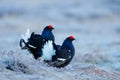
(50, 27, 54, 30)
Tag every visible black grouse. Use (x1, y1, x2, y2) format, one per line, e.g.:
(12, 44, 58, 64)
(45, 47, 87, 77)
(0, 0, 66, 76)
(20, 25, 55, 59)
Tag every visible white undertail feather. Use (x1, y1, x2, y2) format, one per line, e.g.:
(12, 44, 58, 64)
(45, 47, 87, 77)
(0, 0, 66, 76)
(21, 29, 31, 42)
(42, 41, 55, 60)
(57, 58, 66, 61)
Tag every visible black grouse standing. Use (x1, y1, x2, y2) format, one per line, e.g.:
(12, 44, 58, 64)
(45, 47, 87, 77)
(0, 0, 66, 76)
(20, 25, 55, 59)
(42, 36, 75, 68)
(55, 36, 75, 68)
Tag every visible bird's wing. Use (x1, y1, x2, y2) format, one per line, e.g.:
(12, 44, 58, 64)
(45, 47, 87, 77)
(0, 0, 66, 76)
(49, 48, 72, 67)
(48, 60, 66, 67)
(58, 48, 72, 60)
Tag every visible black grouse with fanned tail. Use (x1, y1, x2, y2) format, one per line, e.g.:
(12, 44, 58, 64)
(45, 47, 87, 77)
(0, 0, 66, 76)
(20, 25, 55, 59)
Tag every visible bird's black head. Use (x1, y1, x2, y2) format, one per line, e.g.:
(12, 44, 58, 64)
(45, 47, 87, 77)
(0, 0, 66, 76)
(62, 35, 75, 48)
(44, 25, 54, 31)
(67, 36, 75, 41)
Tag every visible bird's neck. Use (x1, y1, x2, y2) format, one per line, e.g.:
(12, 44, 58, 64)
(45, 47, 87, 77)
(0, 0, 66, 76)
(41, 30, 53, 40)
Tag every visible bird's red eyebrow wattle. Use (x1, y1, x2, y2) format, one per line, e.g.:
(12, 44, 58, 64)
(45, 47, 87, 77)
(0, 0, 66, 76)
(69, 36, 75, 39)
(48, 25, 53, 29)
